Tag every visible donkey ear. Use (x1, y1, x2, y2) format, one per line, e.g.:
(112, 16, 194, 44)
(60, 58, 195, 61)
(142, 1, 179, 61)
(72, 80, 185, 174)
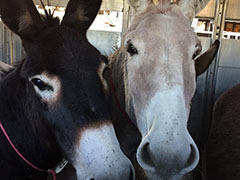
(178, 0, 210, 21)
(62, 0, 102, 33)
(0, 0, 45, 40)
(195, 40, 220, 76)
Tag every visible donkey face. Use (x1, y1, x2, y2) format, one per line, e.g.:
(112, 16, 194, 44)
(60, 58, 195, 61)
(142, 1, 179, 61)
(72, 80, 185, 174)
(124, 0, 219, 179)
(0, 0, 134, 179)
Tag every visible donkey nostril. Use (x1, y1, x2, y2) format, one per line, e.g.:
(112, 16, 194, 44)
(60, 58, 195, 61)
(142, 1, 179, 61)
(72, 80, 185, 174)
(139, 142, 155, 168)
(185, 144, 198, 169)
(89, 178, 95, 180)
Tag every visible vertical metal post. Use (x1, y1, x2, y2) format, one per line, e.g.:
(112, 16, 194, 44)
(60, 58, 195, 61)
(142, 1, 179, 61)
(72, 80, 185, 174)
(202, 0, 228, 142)
(203, 0, 228, 129)
(201, 0, 228, 177)
(212, 0, 229, 40)
(4, 25, 10, 64)
(9, 31, 14, 65)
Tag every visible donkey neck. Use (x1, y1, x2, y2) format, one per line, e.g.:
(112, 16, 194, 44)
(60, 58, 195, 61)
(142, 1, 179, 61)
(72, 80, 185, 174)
(108, 48, 141, 159)
(109, 47, 137, 123)
(0, 65, 62, 179)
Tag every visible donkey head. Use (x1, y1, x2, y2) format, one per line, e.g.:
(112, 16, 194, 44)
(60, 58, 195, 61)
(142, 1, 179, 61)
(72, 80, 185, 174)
(0, 0, 135, 179)
(123, 0, 219, 179)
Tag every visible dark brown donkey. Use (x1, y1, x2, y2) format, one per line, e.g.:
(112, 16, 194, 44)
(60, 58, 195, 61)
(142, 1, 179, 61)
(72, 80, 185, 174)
(0, 0, 134, 179)
(206, 84, 240, 180)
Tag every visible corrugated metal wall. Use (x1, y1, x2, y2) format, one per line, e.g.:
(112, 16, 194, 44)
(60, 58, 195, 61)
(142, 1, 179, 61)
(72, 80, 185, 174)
(0, 22, 24, 64)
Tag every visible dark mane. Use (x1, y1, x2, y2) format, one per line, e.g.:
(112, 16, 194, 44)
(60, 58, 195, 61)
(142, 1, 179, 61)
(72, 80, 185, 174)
(39, 0, 60, 27)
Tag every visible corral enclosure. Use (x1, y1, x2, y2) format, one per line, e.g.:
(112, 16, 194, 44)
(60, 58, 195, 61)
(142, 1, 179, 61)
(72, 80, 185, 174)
(0, 0, 240, 156)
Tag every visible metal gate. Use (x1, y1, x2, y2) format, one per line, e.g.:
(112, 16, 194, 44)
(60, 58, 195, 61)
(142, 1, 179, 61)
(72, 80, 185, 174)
(189, 0, 240, 157)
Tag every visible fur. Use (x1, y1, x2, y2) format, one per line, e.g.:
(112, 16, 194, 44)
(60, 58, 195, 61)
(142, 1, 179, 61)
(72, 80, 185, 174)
(206, 84, 240, 180)
(0, 61, 13, 80)
(0, 0, 134, 180)
(108, 0, 217, 179)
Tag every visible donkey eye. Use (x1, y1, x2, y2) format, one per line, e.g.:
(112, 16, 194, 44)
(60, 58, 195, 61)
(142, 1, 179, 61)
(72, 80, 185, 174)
(127, 41, 138, 56)
(31, 78, 52, 91)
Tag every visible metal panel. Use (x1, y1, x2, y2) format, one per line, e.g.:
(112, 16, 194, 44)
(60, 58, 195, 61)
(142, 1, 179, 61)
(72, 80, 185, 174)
(219, 39, 240, 68)
(0, 22, 10, 64)
(214, 38, 240, 100)
(0, 21, 24, 64)
(0, 23, 4, 62)
(214, 67, 240, 100)
(196, 0, 216, 18)
(226, 0, 240, 19)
